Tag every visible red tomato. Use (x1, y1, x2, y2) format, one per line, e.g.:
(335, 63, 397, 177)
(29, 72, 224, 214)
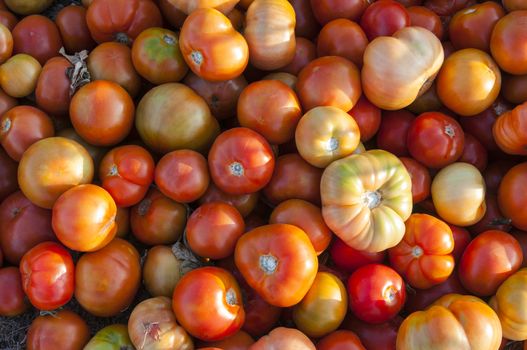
(263, 153, 322, 205)
(498, 162, 527, 231)
(400, 157, 431, 204)
(280, 37, 317, 75)
(316, 19, 368, 67)
(0, 191, 55, 265)
(0, 147, 17, 202)
(199, 330, 255, 350)
(55, 5, 96, 54)
(12, 15, 62, 65)
(450, 225, 471, 261)
(317, 330, 366, 350)
(424, 0, 473, 16)
(199, 183, 259, 218)
(347, 264, 406, 324)
(389, 213, 455, 289)
(155, 149, 210, 203)
(330, 236, 386, 274)
(407, 111, 465, 168)
(0, 10, 17, 30)
(172, 266, 245, 341)
(310, 0, 370, 25)
(187, 202, 245, 260)
(99, 145, 155, 207)
(469, 195, 512, 235)
(360, 0, 410, 40)
(0, 267, 29, 316)
(511, 230, 527, 268)
(459, 230, 522, 296)
(348, 95, 381, 142)
(376, 110, 415, 156)
(404, 273, 467, 313)
(35, 57, 72, 118)
(290, 0, 320, 38)
(208, 127, 275, 195)
(407, 6, 443, 40)
(20, 242, 74, 310)
(459, 133, 488, 172)
(343, 314, 403, 350)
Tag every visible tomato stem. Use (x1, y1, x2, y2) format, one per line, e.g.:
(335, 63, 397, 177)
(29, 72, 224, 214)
(259, 254, 278, 275)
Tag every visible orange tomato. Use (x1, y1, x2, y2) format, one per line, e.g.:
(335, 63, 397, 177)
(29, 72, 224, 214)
(498, 162, 527, 231)
(493, 102, 527, 155)
(490, 11, 527, 75)
(316, 19, 368, 67)
(0, 23, 12, 64)
(167, 0, 240, 14)
(250, 327, 315, 350)
(317, 330, 366, 350)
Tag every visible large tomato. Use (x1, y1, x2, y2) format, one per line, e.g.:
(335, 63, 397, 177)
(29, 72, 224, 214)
(172, 267, 245, 341)
(19, 242, 74, 310)
(493, 101, 527, 155)
(397, 294, 502, 349)
(86, 0, 163, 44)
(234, 224, 318, 307)
(360, 0, 410, 40)
(84, 324, 134, 350)
(208, 127, 275, 195)
(136, 83, 220, 154)
(317, 19, 368, 67)
(293, 272, 348, 337)
(26, 310, 90, 350)
(295, 106, 360, 168)
(244, 0, 296, 70)
(99, 145, 155, 207)
(128, 296, 193, 350)
(321, 149, 413, 252)
(460, 230, 522, 296)
(0, 267, 29, 316)
(237, 79, 302, 145)
(498, 162, 527, 231)
(431, 162, 486, 226)
(35, 57, 72, 117)
(250, 327, 315, 350)
(75, 238, 141, 317)
(0, 191, 55, 265)
(180, 8, 248, 81)
(12, 15, 62, 66)
(362, 26, 444, 110)
(348, 264, 406, 324)
(52, 184, 117, 252)
(18, 137, 94, 209)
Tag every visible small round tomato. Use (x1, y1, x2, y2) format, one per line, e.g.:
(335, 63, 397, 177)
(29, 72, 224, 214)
(407, 6, 443, 40)
(295, 106, 360, 168)
(143, 245, 183, 298)
(376, 110, 415, 157)
(187, 202, 245, 260)
(84, 324, 134, 350)
(459, 230, 522, 296)
(173, 267, 245, 341)
(12, 15, 62, 66)
(35, 57, 72, 118)
(208, 127, 275, 195)
(75, 238, 141, 317)
(293, 272, 348, 338)
(270, 199, 332, 255)
(0, 267, 29, 316)
(297, 56, 361, 112)
(400, 157, 431, 204)
(280, 37, 317, 75)
(316, 19, 368, 67)
(330, 236, 386, 274)
(99, 145, 155, 207)
(317, 330, 366, 350)
(347, 264, 406, 324)
(52, 184, 117, 252)
(348, 95, 381, 142)
(360, 0, 410, 40)
(155, 149, 210, 203)
(131, 188, 187, 245)
(131, 27, 188, 84)
(20, 242, 74, 310)
(498, 162, 527, 231)
(18, 137, 94, 209)
(389, 213, 455, 289)
(0, 53, 42, 98)
(70, 80, 135, 147)
(407, 111, 464, 169)
(263, 153, 322, 205)
(26, 310, 90, 350)
(55, 5, 96, 54)
(0, 105, 54, 162)
(490, 11, 527, 75)
(237, 80, 302, 145)
(199, 183, 259, 217)
(235, 224, 318, 307)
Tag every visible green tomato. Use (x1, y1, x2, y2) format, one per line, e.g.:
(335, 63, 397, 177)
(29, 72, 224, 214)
(84, 324, 134, 350)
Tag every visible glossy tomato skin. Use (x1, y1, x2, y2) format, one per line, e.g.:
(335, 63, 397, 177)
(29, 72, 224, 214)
(407, 6, 443, 40)
(0, 147, 17, 202)
(407, 112, 464, 169)
(310, 0, 369, 24)
(348, 95, 382, 142)
(316, 19, 368, 67)
(347, 264, 406, 324)
(55, 5, 96, 54)
(26, 310, 90, 350)
(0, 22, 12, 65)
(208, 127, 275, 195)
(263, 153, 322, 205)
(75, 238, 141, 317)
(86, 0, 163, 44)
(235, 224, 318, 307)
(360, 0, 410, 40)
(498, 162, 527, 231)
(99, 145, 155, 207)
(35, 57, 72, 118)
(376, 110, 414, 156)
(52, 184, 117, 252)
(155, 149, 210, 203)
(0, 105, 54, 162)
(20, 242, 74, 310)
(490, 11, 527, 75)
(131, 188, 187, 245)
(459, 230, 522, 296)
(12, 15, 62, 66)
(330, 236, 386, 274)
(493, 102, 527, 156)
(0, 267, 29, 316)
(317, 330, 366, 350)
(199, 183, 259, 218)
(143, 245, 182, 298)
(400, 157, 431, 204)
(172, 267, 245, 341)
(0, 191, 55, 265)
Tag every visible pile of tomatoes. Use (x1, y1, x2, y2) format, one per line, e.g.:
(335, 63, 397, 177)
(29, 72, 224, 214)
(2, 0, 527, 349)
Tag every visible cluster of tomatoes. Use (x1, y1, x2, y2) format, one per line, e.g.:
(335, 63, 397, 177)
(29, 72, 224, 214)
(2, 0, 527, 349)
